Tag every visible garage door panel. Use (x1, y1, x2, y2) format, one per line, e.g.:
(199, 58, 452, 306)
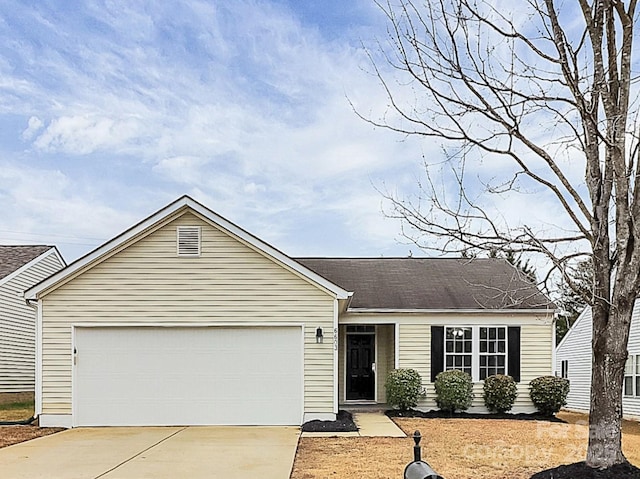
(74, 326, 303, 426)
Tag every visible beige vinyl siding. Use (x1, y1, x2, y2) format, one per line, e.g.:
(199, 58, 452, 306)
(515, 323, 554, 409)
(393, 315, 553, 411)
(0, 251, 64, 393)
(398, 323, 431, 408)
(40, 212, 335, 416)
(376, 324, 395, 403)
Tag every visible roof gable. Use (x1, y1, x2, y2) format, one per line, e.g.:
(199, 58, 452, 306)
(0, 245, 54, 281)
(25, 196, 350, 300)
(296, 257, 555, 311)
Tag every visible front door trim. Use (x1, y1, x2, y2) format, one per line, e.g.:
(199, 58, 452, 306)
(345, 329, 376, 401)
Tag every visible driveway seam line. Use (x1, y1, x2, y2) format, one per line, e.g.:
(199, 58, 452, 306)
(92, 427, 189, 479)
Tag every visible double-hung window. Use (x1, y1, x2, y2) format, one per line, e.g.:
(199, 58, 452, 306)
(444, 326, 508, 381)
(479, 327, 507, 380)
(445, 327, 472, 375)
(624, 354, 640, 397)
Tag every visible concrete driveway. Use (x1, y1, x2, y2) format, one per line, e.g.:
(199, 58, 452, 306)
(0, 426, 300, 478)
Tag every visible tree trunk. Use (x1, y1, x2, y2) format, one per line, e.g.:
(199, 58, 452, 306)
(587, 295, 633, 468)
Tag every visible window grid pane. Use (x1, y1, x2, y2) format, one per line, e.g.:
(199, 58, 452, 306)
(625, 377, 634, 396)
(624, 353, 634, 396)
(479, 327, 507, 380)
(445, 327, 472, 376)
(625, 356, 634, 375)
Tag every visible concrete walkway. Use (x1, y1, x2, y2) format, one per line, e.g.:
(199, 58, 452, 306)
(302, 412, 406, 438)
(0, 426, 300, 479)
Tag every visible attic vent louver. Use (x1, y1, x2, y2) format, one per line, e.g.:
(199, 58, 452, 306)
(177, 226, 201, 257)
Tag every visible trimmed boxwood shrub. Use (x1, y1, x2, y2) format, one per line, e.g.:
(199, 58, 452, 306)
(385, 368, 426, 411)
(529, 376, 570, 416)
(483, 374, 518, 413)
(434, 370, 474, 412)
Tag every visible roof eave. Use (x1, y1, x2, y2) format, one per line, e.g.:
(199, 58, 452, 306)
(345, 307, 557, 314)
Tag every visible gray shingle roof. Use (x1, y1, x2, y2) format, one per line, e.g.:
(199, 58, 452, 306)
(0, 245, 53, 281)
(296, 257, 554, 310)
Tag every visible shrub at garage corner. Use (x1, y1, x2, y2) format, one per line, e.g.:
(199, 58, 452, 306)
(385, 368, 425, 411)
(529, 376, 570, 416)
(435, 370, 474, 412)
(483, 374, 518, 413)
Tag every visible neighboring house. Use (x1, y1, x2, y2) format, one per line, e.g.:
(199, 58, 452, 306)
(0, 246, 65, 395)
(25, 196, 555, 428)
(556, 303, 640, 419)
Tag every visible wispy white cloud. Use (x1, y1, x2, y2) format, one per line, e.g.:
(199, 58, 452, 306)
(0, 0, 431, 261)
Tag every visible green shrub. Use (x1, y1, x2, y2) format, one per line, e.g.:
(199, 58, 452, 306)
(529, 376, 570, 416)
(385, 368, 425, 410)
(483, 374, 518, 413)
(434, 370, 474, 412)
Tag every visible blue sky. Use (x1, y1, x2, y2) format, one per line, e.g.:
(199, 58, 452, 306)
(0, 0, 429, 262)
(0, 0, 579, 266)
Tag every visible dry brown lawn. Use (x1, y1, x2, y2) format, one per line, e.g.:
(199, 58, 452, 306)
(0, 393, 63, 448)
(290, 412, 640, 479)
(0, 392, 34, 422)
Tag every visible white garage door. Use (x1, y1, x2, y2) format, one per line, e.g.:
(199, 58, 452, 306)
(74, 326, 303, 426)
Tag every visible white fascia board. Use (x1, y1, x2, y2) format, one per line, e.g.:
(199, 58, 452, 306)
(0, 247, 59, 289)
(346, 307, 557, 315)
(50, 247, 67, 268)
(25, 199, 189, 299)
(185, 198, 351, 300)
(555, 305, 591, 352)
(26, 196, 351, 300)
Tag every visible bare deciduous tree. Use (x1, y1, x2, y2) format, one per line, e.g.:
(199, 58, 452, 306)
(364, 0, 639, 469)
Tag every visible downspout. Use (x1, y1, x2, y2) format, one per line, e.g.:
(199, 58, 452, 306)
(15, 298, 40, 426)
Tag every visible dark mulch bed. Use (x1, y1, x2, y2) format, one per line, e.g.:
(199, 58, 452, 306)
(301, 410, 358, 432)
(531, 462, 640, 478)
(386, 409, 566, 422)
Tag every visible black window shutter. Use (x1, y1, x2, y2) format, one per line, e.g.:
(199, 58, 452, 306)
(431, 326, 444, 382)
(508, 326, 521, 382)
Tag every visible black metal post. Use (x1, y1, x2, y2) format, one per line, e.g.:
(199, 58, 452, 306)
(413, 430, 421, 462)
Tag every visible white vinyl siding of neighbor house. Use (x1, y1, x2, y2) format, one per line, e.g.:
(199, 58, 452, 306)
(0, 250, 64, 393)
(556, 303, 640, 419)
(392, 313, 554, 412)
(39, 212, 336, 419)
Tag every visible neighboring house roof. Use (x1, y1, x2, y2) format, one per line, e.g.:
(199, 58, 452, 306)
(296, 257, 555, 311)
(25, 196, 351, 301)
(0, 245, 55, 281)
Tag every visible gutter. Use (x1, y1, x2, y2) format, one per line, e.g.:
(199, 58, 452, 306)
(345, 308, 557, 314)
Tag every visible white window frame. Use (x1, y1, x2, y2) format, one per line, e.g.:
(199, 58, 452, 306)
(624, 354, 639, 397)
(637, 354, 640, 397)
(444, 326, 473, 376)
(444, 325, 509, 382)
(478, 326, 507, 381)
